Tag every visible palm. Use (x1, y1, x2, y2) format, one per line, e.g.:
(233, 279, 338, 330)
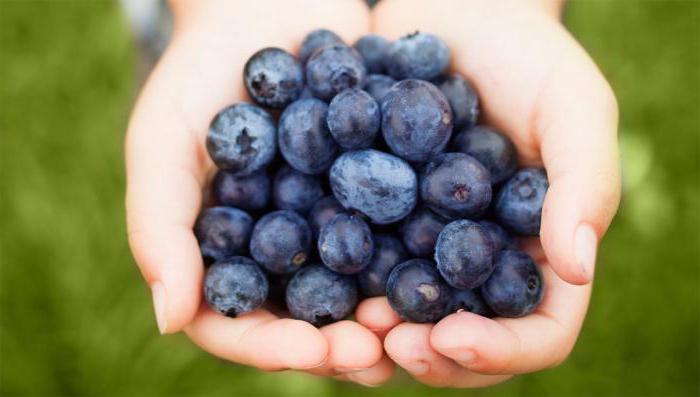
(359, 0, 620, 387)
(126, 0, 397, 386)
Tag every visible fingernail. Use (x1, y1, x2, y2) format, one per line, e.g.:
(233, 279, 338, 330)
(575, 223, 598, 282)
(399, 361, 429, 375)
(336, 367, 369, 374)
(150, 281, 168, 334)
(453, 349, 476, 366)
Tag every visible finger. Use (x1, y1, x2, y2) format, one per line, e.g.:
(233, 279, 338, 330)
(335, 354, 396, 387)
(184, 306, 329, 371)
(306, 320, 384, 376)
(355, 297, 402, 339)
(431, 254, 591, 374)
(126, 44, 213, 335)
(384, 323, 512, 388)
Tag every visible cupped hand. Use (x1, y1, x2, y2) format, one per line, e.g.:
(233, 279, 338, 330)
(356, 0, 621, 387)
(125, 0, 393, 386)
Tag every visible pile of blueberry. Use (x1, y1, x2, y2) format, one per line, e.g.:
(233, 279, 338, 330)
(197, 29, 548, 327)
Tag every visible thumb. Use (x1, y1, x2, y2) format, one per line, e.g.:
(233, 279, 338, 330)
(125, 50, 210, 334)
(536, 53, 621, 285)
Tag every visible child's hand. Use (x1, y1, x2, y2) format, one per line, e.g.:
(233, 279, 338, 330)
(125, 0, 394, 386)
(355, 0, 621, 387)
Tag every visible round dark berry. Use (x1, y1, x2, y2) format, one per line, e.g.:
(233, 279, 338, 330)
(249, 210, 312, 275)
(204, 256, 268, 317)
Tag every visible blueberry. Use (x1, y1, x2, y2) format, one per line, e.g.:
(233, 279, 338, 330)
(249, 210, 311, 274)
(435, 74, 480, 130)
(206, 103, 277, 175)
(386, 259, 451, 323)
(212, 170, 271, 212)
(478, 220, 517, 252)
(357, 234, 408, 297)
(330, 149, 417, 224)
(204, 256, 268, 317)
(286, 264, 358, 327)
(273, 165, 324, 215)
(480, 250, 543, 317)
(305, 45, 367, 100)
(381, 79, 453, 162)
(384, 31, 449, 80)
(244, 47, 304, 108)
(494, 168, 548, 236)
(318, 213, 374, 274)
(452, 126, 518, 185)
(420, 152, 492, 219)
(353, 34, 389, 73)
(278, 98, 338, 174)
(447, 288, 492, 317)
(400, 207, 448, 258)
(299, 28, 344, 64)
(327, 88, 380, 150)
(435, 219, 495, 289)
(195, 207, 254, 263)
(307, 196, 346, 239)
(363, 74, 396, 103)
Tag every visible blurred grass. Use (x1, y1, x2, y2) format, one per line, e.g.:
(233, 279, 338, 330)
(0, 0, 698, 396)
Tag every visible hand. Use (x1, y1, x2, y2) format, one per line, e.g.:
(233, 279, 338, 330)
(355, 0, 621, 387)
(125, 0, 394, 386)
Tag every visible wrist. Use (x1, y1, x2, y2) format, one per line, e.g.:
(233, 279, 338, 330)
(167, 0, 370, 52)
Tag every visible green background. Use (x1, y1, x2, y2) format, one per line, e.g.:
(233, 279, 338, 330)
(1, 1, 698, 396)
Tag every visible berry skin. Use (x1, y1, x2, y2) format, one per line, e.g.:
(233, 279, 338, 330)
(330, 149, 417, 224)
(299, 29, 344, 64)
(435, 219, 495, 289)
(327, 88, 380, 150)
(212, 170, 271, 212)
(307, 196, 346, 239)
(353, 34, 389, 73)
(435, 74, 480, 130)
(206, 103, 277, 175)
(363, 74, 397, 103)
(400, 207, 448, 258)
(244, 47, 304, 108)
(384, 31, 450, 80)
(452, 126, 518, 185)
(305, 45, 367, 100)
(204, 256, 268, 317)
(272, 166, 324, 215)
(494, 168, 548, 236)
(420, 152, 492, 219)
(249, 210, 312, 275)
(298, 86, 316, 100)
(381, 79, 453, 162)
(357, 234, 408, 297)
(278, 98, 338, 174)
(478, 220, 517, 252)
(286, 264, 358, 327)
(318, 213, 374, 275)
(386, 259, 451, 323)
(480, 250, 543, 318)
(447, 288, 492, 317)
(195, 207, 254, 263)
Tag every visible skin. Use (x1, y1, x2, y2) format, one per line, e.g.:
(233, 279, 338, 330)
(126, 0, 620, 388)
(356, 0, 621, 387)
